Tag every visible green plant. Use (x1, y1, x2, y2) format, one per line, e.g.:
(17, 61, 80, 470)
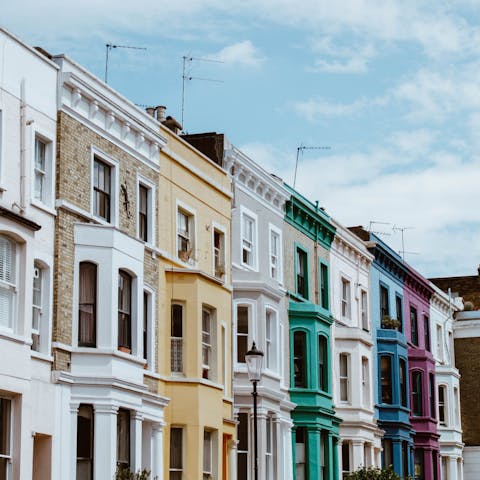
(381, 315, 402, 330)
(115, 466, 151, 480)
(345, 465, 404, 480)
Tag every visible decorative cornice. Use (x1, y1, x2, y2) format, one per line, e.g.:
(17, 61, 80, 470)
(284, 190, 336, 249)
(224, 146, 289, 215)
(56, 60, 166, 169)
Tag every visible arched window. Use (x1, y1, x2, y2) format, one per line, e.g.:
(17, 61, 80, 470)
(0, 235, 16, 329)
(412, 371, 423, 416)
(293, 331, 307, 388)
(118, 270, 132, 350)
(79, 262, 97, 347)
(380, 356, 393, 404)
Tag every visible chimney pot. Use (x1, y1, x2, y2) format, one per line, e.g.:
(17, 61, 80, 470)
(155, 106, 167, 122)
(145, 107, 155, 117)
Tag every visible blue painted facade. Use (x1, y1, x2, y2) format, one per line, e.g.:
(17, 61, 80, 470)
(350, 227, 415, 479)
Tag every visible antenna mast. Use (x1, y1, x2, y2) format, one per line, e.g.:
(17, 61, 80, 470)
(105, 43, 147, 84)
(293, 144, 331, 188)
(181, 55, 223, 131)
(392, 225, 417, 260)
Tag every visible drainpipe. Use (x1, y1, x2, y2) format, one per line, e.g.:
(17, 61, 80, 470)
(19, 78, 27, 211)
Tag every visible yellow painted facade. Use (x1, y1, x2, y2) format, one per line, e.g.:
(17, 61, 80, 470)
(157, 126, 235, 480)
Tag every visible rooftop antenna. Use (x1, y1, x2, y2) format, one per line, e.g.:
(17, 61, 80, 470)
(368, 221, 392, 236)
(105, 43, 147, 84)
(392, 225, 418, 260)
(182, 55, 223, 131)
(293, 144, 331, 188)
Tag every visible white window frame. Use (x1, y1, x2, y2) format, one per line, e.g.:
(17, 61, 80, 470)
(211, 222, 226, 281)
(90, 147, 119, 226)
(136, 175, 156, 246)
(341, 277, 351, 320)
(454, 386, 460, 427)
(268, 224, 282, 283)
(31, 128, 55, 208)
(31, 260, 51, 354)
(176, 200, 197, 265)
(436, 324, 444, 364)
(202, 306, 217, 381)
(240, 206, 258, 271)
(0, 397, 12, 479)
(0, 234, 18, 333)
(360, 289, 369, 331)
(203, 430, 215, 480)
(143, 286, 155, 371)
(339, 353, 350, 403)
(265, 306, 278, 374)
(265, 415, 274, 480)
(234, 300, 255, 369)
(438, 384, 448, 427)
(362, 356, 370, 407)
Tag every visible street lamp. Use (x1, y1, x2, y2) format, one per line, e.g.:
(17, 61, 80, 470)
(245, 342, 264, 480)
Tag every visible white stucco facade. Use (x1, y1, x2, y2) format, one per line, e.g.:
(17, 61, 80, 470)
(224, 144, 295, 480)
(430, 285, 464, 480)
(0, 28, 59, 479)
(329, 220, 383, 476)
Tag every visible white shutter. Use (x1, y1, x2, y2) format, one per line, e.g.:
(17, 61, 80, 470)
(0, 236, 15, 328)
(0, 286, 12, 328)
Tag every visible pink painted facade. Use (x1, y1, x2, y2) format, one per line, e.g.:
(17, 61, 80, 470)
(404, 267, 440, 480)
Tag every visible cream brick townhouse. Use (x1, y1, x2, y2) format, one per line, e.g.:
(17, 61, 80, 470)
(50, 54, 169, 479)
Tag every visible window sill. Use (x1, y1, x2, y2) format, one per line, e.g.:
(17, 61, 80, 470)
(30, 350, 54, 363)
(240, 262, 258, 273)
(30, 199, 57, 216)
(91, 214, 117, 228)
(0, 329, 27, 345)
(288, 291, 309, 303)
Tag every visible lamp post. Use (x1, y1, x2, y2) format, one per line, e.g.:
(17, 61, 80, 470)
(245, 341, 264, 480)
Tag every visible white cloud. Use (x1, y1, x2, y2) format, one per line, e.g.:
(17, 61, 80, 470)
(214, 40, 264, 67)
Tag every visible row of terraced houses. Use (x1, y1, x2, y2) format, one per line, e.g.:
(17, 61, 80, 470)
(1, 27, 479, 480)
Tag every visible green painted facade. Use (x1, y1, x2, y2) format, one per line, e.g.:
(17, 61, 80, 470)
(285, 185, 340, 480)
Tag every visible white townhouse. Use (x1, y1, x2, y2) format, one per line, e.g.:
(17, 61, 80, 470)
(430, 283, 464, 480)
(224, 141, 295, 480)
(329, 220, 383, 476)
(50, 54, 169, 478)
(0, 28, 59, 479)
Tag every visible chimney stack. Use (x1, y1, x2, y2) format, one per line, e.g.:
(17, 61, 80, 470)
(155, 106, 167, 123)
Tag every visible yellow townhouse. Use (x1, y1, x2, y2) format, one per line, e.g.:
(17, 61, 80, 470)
(151, 108, 236, 480)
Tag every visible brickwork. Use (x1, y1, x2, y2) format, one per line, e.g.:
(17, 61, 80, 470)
(53, 111, 160, 377)
(454, 337, 480, 445)
(431, 274, 480, 309)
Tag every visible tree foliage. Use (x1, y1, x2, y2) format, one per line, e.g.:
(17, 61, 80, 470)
(115, 466, 151, 480)
(345, 466, 405, 480)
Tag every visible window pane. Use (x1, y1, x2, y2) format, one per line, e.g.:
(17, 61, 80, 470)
(294, 331, 306, 388)
(0, 398, 11, 456)
(411, 307, 418, 346)
(79, 262, 97, 347)
(399, 359, 407, 407)
(118, 271, 132, 349)
(170, 428, 183, 470)
(381, 356, 392, 404)
(77, 404, 94, 480)
(116, 409, 130, 468)
(93, 158, 111, 222)
(171, 304, 183, 373)
(412, 372, 423, 416)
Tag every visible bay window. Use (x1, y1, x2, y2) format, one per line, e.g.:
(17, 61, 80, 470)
(293, 331, 307, 388)
(412, 371, 423, 416)
(380, 356, 393, 404)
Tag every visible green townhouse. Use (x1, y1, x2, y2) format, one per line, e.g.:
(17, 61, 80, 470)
(283, 185, 341, 480)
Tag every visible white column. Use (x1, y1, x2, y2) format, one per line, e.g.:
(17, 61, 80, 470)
(131, 412, 143, 472)
(274, 416, 283, 479)
(448, 456, 457, 480)
(282, 419, 293, 480)
(151, 422, 164, 480)
(337, 438, 343, 479)
(252, 409, 267, 478)
(352, 440, 364, 470)
(228, 439, 237, 480)
(94, 404, 118, 480)
(69, 402, 80, 480)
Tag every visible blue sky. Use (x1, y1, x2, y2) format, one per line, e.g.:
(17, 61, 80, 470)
(4, 0, 480, 278)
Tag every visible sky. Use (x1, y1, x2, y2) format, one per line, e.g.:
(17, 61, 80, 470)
(3, 0, 480, 278)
